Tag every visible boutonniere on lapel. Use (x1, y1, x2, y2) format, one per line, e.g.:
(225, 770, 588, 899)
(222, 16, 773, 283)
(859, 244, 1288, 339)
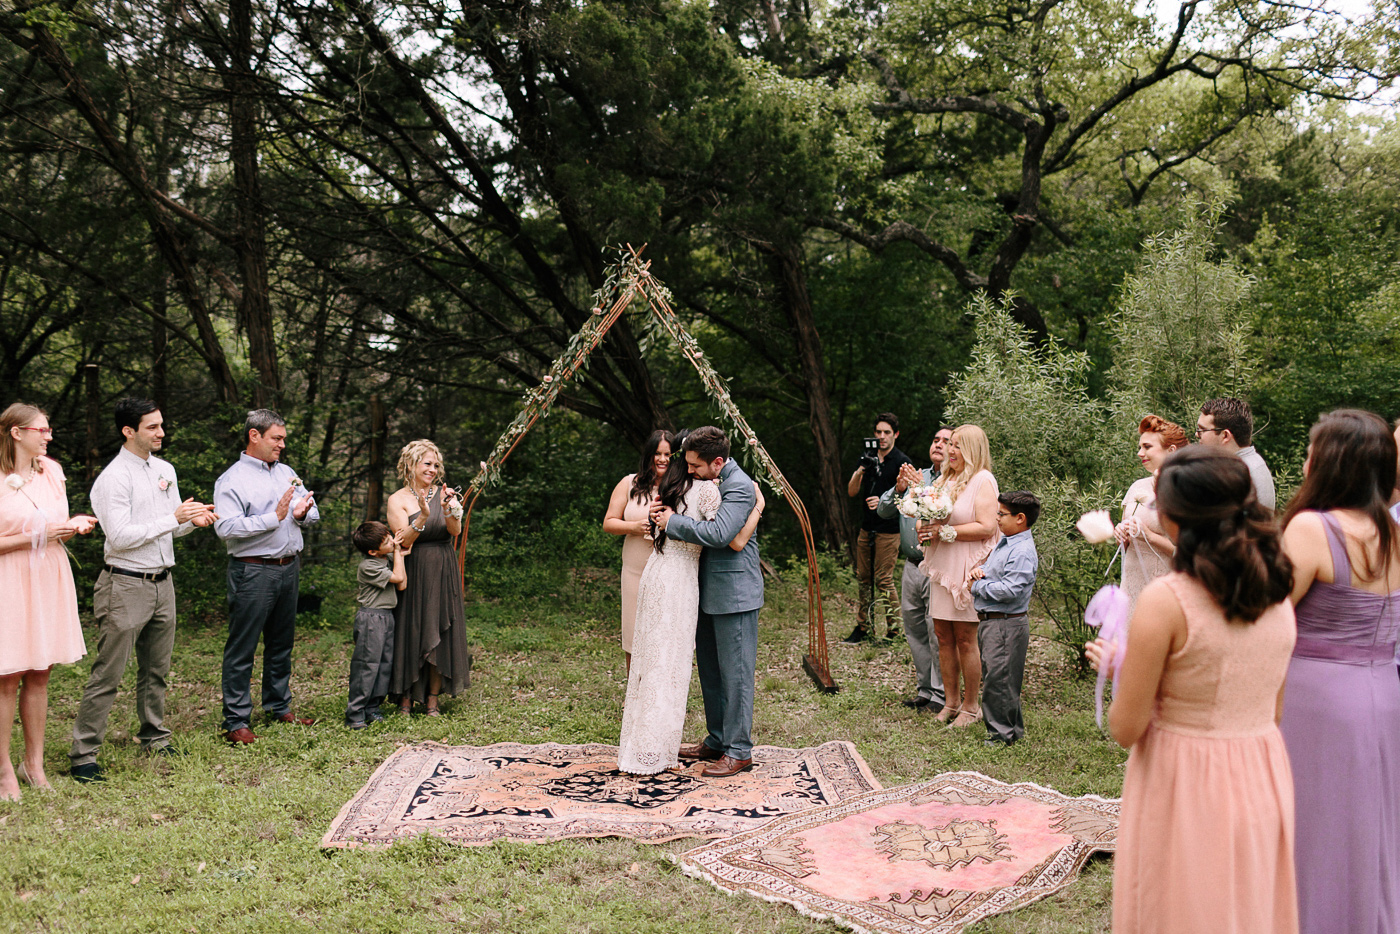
(157, 477, 171, 492)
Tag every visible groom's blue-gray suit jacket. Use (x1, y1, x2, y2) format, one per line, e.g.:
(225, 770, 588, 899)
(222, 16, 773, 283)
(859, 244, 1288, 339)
(664, 459, 764, 615)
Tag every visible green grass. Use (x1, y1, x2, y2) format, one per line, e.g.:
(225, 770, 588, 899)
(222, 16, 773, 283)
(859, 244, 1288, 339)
(0, 564, 1123, 933)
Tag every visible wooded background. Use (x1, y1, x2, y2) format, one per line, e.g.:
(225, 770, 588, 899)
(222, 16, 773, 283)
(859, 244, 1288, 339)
(2, 0, 1397, 574)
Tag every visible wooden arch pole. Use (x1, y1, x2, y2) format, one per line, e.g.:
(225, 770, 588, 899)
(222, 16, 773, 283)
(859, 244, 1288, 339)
(456, 246, 838, 694)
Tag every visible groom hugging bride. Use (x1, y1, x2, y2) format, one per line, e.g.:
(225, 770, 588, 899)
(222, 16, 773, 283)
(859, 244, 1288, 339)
(617, 426, 765, 779)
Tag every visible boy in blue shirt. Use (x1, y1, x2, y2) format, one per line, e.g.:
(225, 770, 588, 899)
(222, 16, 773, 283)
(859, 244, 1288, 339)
(970, 490, 1040, 747)
(347, 521, 405, 729)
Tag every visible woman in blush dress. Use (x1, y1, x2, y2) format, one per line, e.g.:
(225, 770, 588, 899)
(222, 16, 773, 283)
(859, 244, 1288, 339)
(1278, 409, 1400, 934)
(603, 429, 674, 676)
(616, 431, 763, 775)
(388, 440, 471, 717)
(1116, 415, 1186, 611)
(0, 404, 96, 799)
(1088, 447, 1297, 934)
(918, 424, 1000, 728)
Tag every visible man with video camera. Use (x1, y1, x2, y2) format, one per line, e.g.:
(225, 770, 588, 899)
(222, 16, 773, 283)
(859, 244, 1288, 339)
(845, 413, 911, 643)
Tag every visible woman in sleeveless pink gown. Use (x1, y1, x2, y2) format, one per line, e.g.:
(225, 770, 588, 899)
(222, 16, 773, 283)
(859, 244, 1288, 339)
(1278, 410, 1400, 934)
(1089, 447, 1298, 934)
(919, 424, 1000, 727)
(1, 404, 94, 798)
(604, 430, 674, 675)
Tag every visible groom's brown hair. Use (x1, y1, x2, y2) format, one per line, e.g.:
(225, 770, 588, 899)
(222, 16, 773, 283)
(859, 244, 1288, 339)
(684, 426, 730, 462)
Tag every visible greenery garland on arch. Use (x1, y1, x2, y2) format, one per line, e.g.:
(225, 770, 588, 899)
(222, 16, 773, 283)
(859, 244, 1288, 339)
(458, 245, 838, 693)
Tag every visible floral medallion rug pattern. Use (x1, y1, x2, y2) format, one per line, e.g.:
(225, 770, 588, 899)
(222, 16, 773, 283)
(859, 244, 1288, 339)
(676, 771, 1118, 934)
(322, 740, 881, 849)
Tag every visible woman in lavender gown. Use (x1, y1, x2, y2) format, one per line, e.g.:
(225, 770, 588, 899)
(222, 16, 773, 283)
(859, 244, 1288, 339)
(1279, 409, 1400, 934)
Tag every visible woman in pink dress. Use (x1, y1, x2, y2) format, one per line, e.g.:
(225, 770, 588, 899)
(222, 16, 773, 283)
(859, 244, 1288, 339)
(603, 430, 674, 676)
(1088, 447, 1297, 934)
(0, 403, 95, 799)
(918, 424, 1000, 727)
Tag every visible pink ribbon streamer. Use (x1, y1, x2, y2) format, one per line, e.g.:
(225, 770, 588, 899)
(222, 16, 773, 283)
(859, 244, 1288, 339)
(1084, 584, 1130, 728)
(20, 501, 50, 571)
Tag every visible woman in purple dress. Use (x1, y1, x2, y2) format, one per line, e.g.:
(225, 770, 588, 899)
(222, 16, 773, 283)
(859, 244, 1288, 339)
(1279, 409, 1400, 934)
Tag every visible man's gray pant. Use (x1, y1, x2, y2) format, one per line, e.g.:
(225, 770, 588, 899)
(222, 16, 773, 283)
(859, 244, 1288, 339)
(695, 608, 758, 760)
(71, 570, 177, 765)
(978, 614, 1030, 743)
(346, 607, 395, 725)
(222, 559, 299, 732)
(901, 560, 946, 707)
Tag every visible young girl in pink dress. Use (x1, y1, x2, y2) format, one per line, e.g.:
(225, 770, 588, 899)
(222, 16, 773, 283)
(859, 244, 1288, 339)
(0, 403, 95, 799)
(1088, 447, 1297, 934)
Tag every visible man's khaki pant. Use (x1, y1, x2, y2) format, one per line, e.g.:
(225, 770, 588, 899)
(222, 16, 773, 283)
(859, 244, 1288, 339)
(70, 570, 177, 765)
(855, 530, 902, 636)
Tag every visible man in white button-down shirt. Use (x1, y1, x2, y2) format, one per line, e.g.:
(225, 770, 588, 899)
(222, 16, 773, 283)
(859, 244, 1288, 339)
(69, 398, 216, 783)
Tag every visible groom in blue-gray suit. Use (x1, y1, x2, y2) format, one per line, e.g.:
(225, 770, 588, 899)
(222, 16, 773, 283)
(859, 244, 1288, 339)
(652, 426, 764, 777)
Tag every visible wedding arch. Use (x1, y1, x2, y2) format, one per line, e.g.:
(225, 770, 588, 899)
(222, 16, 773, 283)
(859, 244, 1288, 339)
(455, 246, 838, 694)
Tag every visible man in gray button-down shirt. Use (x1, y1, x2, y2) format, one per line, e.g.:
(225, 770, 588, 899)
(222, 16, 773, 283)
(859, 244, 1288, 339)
(213, 409, 319, 744)
(70, 398, 217, 781)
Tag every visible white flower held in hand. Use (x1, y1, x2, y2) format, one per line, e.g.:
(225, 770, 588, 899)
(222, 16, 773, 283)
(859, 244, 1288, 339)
(1076, 510, 1116, 544)
(5, 473, 25, 490)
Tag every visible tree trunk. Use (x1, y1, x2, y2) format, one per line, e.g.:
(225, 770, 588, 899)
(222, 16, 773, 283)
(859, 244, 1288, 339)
(366, 393, 387, 520)
(761, 242, 854, 556)
(227, 0, 279, 408)
(84, 362, 101, 482)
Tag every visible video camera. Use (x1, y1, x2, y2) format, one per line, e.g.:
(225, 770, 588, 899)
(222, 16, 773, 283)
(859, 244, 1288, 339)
(858, 436, 881, 475)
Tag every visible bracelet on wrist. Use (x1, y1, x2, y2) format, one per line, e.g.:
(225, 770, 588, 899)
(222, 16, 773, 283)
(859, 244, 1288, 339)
(412, 522, 426, 532)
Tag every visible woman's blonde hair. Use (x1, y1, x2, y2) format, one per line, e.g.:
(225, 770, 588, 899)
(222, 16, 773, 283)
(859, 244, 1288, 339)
(939, 424, 992, 502)
(0, 403, 48, 476)
(396, 439, 446, 487)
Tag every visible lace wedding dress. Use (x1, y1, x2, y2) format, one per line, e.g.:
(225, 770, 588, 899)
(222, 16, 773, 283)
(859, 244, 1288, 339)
(617, 479, 720, 774)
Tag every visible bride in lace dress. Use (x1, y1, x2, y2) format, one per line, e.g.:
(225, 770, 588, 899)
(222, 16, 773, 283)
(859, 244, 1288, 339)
(617, 441, 763, 775)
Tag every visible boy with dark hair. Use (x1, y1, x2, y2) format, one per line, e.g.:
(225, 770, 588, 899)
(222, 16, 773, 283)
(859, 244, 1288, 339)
(346, 520, 405, 729)
(969, 490, 1040, 746)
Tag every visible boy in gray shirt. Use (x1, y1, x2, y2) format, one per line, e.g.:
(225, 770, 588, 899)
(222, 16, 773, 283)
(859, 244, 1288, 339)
(347, 521, 405, 728)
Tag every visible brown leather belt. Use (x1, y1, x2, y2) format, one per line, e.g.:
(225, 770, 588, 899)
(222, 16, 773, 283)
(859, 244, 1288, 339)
(235, 555, 298, 566)
(977, 610, 1025, 621)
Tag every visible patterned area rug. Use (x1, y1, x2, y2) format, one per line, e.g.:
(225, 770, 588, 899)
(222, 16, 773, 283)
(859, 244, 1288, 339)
(677, 771, 1118, 934)
(322, 740, 881, 849)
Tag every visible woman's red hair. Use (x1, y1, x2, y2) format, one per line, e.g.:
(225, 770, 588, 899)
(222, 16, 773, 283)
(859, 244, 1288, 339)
(1138, 414, 1187, 450)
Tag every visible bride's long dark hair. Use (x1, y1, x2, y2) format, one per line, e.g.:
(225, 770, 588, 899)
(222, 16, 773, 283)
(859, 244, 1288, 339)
(654, 429, 695, 554)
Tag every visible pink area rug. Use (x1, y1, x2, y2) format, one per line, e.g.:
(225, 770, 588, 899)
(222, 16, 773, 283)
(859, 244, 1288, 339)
(677, 771, 1118, 934)
(322, 740, 881, 849)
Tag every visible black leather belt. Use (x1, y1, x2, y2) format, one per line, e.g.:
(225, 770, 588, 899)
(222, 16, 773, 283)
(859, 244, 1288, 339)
(104, 565, 169, 582)
(235, 555, 298, 566)
(977, 610, 1025, 621)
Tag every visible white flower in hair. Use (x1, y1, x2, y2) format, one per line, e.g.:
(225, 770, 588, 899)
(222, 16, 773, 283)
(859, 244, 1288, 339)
(4, 474, 25, 490)
(1076, 510, 1116, 544)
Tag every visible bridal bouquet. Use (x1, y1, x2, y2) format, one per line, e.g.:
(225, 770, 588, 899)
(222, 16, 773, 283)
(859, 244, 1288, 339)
(895, 483, 953, 524)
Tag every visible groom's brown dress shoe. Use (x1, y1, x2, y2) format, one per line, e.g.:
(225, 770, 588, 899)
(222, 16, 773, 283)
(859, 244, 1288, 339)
(223, 728, 257, 745)
(701, 755, 754, 778)
(678, 742, 723, 761)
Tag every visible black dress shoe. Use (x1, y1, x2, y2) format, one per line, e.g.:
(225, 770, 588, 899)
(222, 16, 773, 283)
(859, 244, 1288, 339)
(901, 695, 932, 709)
(70, 763, 106, 784)
(150, 743, 187, 757)
(841, 625, 870, 644)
